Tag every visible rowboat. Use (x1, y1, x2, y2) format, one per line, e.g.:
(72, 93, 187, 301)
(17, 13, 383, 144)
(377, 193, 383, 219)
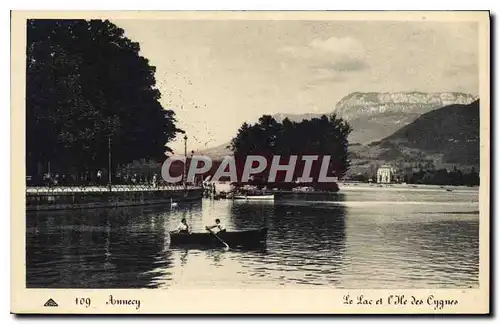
(169, 228, 268, 248)
(233, 194, 274, 200)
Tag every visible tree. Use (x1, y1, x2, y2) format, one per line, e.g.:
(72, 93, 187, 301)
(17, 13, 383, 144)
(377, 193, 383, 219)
(229, 113, 352, 183)
(26, 19, 182, 179)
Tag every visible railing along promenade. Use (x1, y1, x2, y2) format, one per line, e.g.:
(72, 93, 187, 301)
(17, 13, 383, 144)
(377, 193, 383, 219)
(26, 183, 204, 211)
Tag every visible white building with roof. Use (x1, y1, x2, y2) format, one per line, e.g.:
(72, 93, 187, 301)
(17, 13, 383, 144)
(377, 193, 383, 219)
(377, 165, 395, 184)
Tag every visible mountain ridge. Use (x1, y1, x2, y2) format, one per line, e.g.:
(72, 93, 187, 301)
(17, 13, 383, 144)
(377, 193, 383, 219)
(335, 91, 477, 144)
(335, 91, 477, 120)
(198, 92, 479, 164)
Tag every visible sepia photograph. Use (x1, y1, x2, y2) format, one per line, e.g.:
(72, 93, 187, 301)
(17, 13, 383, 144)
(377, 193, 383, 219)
(10, 10, 490, 314)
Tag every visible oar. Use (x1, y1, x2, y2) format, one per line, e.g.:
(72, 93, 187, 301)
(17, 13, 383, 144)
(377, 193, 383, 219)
(206, 227, 229, 249)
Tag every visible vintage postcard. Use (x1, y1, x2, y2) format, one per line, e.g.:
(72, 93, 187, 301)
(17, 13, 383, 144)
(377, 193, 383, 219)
(11, 10, 490, 314)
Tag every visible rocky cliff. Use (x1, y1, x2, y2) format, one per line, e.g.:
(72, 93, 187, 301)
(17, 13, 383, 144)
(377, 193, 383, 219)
(335, 91, 477, 120)
(335, 91, 477, 144)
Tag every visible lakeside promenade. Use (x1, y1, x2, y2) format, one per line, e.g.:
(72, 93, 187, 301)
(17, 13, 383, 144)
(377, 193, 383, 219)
(26, 184, 201, 193)
(26, 185, 204, 211)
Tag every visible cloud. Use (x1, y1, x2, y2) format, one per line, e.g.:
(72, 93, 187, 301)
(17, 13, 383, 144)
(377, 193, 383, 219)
(314, 58, 369, 72)
(309, 37, 364, 56)
(281, 37, 369, 88)
(279, 37, 368, 72)
(279, 36, 369, 72)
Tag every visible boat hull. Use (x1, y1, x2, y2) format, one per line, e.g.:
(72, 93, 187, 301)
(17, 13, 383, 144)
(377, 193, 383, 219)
(233, 195, 274, 200)
(169, 228, 268, 248)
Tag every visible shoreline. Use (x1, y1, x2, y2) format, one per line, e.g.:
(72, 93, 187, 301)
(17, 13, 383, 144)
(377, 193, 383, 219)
(337, 182, 479, 193)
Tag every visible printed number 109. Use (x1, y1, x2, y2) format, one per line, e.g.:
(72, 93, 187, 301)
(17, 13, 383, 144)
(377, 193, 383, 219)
(75, 297, 91, 308)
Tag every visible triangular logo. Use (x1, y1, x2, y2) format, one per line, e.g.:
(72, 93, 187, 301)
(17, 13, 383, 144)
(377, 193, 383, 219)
(43, 298, 58, 307)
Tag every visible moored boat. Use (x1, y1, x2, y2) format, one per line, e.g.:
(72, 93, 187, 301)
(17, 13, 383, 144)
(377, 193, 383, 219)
(169, 228, 268, 248)
(233, 194, 274, 200)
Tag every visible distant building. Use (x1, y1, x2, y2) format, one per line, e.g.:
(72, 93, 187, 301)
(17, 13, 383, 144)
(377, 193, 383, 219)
(377, 165, 395, 184)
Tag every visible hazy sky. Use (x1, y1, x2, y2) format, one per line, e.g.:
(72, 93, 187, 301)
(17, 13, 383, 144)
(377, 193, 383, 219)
(114, 19, 479, 152)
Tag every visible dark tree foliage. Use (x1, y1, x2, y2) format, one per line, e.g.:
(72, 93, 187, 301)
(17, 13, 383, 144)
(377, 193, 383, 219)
(229, 114, 352, 180)
(26, 19, 181, 180)
(407, 167, 479, 186)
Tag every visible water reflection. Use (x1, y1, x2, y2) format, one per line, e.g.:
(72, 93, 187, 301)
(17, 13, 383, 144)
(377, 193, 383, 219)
(268, 202, 346, 286)
(26, 188, 479, 288)
(27, 206, 174, 288)
(179, 249, 189, 267)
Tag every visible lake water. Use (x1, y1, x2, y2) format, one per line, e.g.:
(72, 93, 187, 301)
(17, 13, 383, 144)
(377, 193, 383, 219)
(26, 186, 479, 289)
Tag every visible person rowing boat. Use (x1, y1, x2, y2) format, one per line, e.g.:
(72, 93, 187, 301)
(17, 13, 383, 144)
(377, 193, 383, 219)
(205, 218, 226, 234)
(205, 218, 228, 249)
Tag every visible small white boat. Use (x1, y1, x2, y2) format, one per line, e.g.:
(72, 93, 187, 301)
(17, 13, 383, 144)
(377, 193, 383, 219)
(233, 194, 275, 200)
